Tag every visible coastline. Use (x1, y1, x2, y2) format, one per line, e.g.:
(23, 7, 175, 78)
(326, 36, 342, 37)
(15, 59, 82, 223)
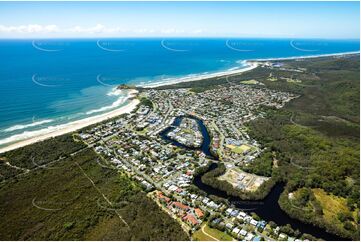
(0, 51, 359, 154)
(251, 50, 360, 62)
(139, 61, 259, 88)
(139, 51, 360, 89)
(0, 90, 139, 154)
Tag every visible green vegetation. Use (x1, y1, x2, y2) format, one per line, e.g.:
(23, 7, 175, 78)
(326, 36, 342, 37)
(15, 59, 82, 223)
(201, 163, 277, 200)
(184, 54, 359, 240)
(0, 134, 86, 181)
(139, 97, 154, 108)
(240, 79, 259, 85)
(227, 144, 251, 154)
(245, 55, 360, 240)
(0, 135, 188, 240)
(279, 187, 359, 240)
(242, 151, 274, 177)
(192, 223, 233, 241)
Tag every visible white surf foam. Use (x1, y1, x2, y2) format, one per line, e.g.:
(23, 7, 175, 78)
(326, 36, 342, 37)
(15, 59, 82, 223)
(106, 88, 124, 96)
(140, 60, 259, 88)
(86, 96, 128, 115)
(3, 119, 54, 132)
(0, 93, 138, 148)
(86, 88, 128, 115)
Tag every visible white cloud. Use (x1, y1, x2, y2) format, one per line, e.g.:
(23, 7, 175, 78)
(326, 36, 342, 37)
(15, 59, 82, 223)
(161, 28, 185, 34)
(0, 24, 208, 37)
(0, 24, 59, 33)
(68, 24, 105, 34)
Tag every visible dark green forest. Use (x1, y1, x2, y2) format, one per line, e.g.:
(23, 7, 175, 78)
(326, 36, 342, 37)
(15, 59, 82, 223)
(0, 135, 188, 240)
(188, 54, 360, 240)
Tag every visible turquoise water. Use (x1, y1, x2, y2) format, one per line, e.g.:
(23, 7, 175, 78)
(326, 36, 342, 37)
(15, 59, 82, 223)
(0, 38, 359, 146)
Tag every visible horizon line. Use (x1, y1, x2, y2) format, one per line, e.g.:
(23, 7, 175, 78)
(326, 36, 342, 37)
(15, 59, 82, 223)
(0, 36, 360, 40)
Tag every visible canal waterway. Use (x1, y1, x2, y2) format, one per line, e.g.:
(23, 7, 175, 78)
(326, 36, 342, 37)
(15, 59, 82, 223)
(160, 115, 346, 241)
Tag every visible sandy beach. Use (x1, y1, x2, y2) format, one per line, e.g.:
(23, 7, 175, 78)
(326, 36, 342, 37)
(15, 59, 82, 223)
(251, 51, 360, 62)
(0, 52, 359, 154)
(140, 61, 260, 88)
(0, 90, 139, 154)
(139, 51, 359, 89)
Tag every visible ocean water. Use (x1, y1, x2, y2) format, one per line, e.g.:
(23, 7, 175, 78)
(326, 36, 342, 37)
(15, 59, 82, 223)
(0, 38, 359, 146)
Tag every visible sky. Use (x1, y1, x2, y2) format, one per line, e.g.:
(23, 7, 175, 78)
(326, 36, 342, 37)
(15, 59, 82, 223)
(0, 1, 359, 39)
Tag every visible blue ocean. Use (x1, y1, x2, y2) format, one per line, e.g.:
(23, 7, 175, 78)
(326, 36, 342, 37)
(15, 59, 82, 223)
(0, 38, 359, 147)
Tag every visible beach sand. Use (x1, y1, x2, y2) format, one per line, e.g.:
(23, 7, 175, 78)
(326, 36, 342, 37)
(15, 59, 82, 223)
(0, 90, 139, 154)
(136, 51, 359, 89)
(140, 61, 260, 88)
(0, 51, 358, 154)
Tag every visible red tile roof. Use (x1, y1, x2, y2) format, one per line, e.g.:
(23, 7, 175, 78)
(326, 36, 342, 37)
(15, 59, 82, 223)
(194, 208, 204, 218)
(156, 191, 171, 203)
(183, 213, 199, 226)
(172, 201, 189, 211)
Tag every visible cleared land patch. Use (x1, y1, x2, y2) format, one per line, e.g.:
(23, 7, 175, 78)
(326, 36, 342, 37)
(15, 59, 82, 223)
(218, 167, 269, 192)
(192, 223, 233, 241)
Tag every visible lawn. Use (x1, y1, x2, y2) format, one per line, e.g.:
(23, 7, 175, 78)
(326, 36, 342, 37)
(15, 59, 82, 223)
(203, 224, 234, 241)
(192, 223, 233, 241)
(240, 79, 259, 85)
(192, 228, 216, 241)
(226, 144, 251, 154)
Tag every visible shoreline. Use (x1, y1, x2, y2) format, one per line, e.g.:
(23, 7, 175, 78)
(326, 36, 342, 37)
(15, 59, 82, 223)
(139, 61, 259, 88)
(0, 90, 139, 154)
(139, 51, 359, 89)
(250, 50, 360, 62)
(0, 51, 359, 154)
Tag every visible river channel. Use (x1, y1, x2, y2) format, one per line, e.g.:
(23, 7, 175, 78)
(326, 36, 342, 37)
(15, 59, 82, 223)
(160, 115, 345, 241)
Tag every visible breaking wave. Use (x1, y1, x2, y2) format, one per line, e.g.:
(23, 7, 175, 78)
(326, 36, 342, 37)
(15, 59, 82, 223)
(3, 119, 54, 132)
(86, 88, 128, 115)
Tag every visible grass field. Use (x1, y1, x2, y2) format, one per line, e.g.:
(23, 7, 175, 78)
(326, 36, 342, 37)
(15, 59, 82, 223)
(192, 223, 233, 241)
(240, 79, 259, 85)
(226, 144, 251, 154)
(313, 188, 359, 228)
(233, 144, 251, 154)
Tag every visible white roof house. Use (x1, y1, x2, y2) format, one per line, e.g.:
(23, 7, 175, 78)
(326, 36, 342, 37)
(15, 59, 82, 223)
(239, 229, 247, 236)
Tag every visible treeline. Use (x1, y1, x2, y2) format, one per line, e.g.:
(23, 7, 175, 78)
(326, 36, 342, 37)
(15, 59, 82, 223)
(139, 97, 153, 108)
(241, 151, 273, 177)
(0, 134, 189, 240)
(245, 55, 360, 240)
(247, 109, 360, 208)
(278, 189, 357, 240)
(0, 134, 86, 180)
(201, 163, 277, 200)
